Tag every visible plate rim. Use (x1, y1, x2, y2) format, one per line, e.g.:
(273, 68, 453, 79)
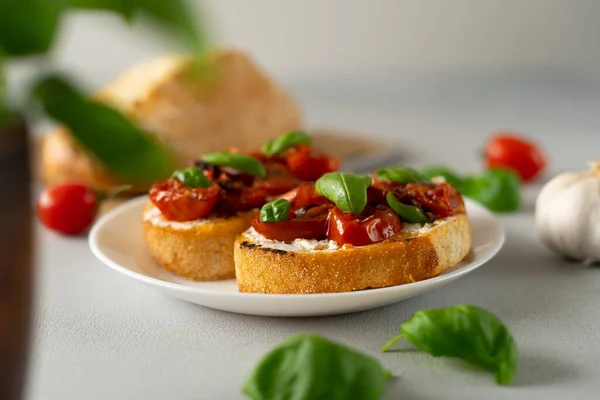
(89, 196, 505, 300)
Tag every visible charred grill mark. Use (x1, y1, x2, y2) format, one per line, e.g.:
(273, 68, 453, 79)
(239, 241, 292, 256)
(263, 248, 290, 255)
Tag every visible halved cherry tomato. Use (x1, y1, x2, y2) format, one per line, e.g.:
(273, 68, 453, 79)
(367, 180, 403, 204)
(484, 133, 546, 182)
(285, 145, 340, 181)
(251, 204, 330, 241)
(327, 205, 402, 246)
(252, 177, 298, 197)
(36, 183, 98, 235)
(215, 187, 271, 213)
(402, 183, 462, 218)
(279, 183, 331, 212)
(149, 179, 220, 221)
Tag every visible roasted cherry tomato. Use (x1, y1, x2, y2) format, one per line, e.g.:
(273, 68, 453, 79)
(36, 183, 98, 235)
(251, 204, 330, 242)
(285, 145, 340, 181)
(252, 177, 298, 197)
(215, 187, 271, 213)
(367, 180, 403, 204)
(402, 183, 463, 218)
(149, 179, 220, 221)
(279, 183, 331, 211)
(484, 133, 546, 182)
(327, 205, 402, 247)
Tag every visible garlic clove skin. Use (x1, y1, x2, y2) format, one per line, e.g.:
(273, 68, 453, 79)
(535, 162, 600, 262)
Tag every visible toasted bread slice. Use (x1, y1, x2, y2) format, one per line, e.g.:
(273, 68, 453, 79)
(234, 214, 471, 294)
(142, 203, 256, 280)
(38, 49, 302, 193)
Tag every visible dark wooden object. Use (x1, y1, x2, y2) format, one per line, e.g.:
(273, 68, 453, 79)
(0, 120, 32, 400)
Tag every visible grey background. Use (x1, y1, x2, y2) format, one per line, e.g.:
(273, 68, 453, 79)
(27, 77, 600, 399)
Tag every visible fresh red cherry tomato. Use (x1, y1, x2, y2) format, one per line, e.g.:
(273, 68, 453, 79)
(285, 145, 340, 181)
(327, 205, 402, 247)
(149, 179, 220, 221)
(36, 183, 98, 235)
(484, 133, 546, 182)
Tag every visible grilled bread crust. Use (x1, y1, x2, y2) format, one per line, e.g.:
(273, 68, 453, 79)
(143, 204, 256, 280)
(234, 214, 471, 294)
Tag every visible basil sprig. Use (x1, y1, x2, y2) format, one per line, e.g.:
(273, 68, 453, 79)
(259, 199, 291, 222)
(386, 192, 429, 223)
(201, 152, 266, 178)
(262, 131, 311, 157)
(375, 167, 427, 184)
(243, 333, 388, 400)
(421, 166, 520, 212)
(315, 172, 371, 215)
(171, 166, 211, 188)
(382, 304, 518, 385)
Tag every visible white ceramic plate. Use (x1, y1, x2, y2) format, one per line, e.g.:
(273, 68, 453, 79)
(89, 197, 504, 317)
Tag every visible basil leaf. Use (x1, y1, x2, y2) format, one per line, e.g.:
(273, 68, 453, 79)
(34, 75, 176, 183)
(261, 131, 312, 157)
(386, 192, 429, 223)
(259, 199, 291, 222)
(134, 0, 208, 54)
(171, 166, 211, 188)
(376, 167, 427, 184)
(461, 169, 520, 212)
(0, 0, 64, 56)
(420, 166, 463, 188)
(201, 152, 266, 178)
(243, 333, 388, 400)
(382, 304, 518, 385)
(315, 172, 371, 215)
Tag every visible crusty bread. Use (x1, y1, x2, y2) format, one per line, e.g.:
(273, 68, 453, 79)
(142, 203, 256, 280)
(38, 49, 302, 193)
(234, 214, 471, 294)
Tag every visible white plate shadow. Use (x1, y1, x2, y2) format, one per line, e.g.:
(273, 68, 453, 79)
(89, 197, 504, 317)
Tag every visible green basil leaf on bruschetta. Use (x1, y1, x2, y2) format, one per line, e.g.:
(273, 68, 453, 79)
(261, 130, 312, 157)
(375, 167, 427, 184)
(243, 333, 388, 400)
(315, 172, 371, 215)
(385, 192, 429, 223)
(382, 304, 518, 385)
(259, 199, 291, 223)
(202, 151, 267, 178)
(171, 166, 211, 188)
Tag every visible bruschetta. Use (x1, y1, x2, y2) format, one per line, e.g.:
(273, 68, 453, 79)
(234, 169, 472, 294)
(143, 132, 340, 280)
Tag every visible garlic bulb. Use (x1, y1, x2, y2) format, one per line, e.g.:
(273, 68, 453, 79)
(535, 161, 600, 261)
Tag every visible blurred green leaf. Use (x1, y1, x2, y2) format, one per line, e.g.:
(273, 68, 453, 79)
(0, 0, 65, 56)
(135, 0, 208, 53)
(68, 0, 135, 20)
(34, 75, 176, 183)
(0, 55, 7, 126)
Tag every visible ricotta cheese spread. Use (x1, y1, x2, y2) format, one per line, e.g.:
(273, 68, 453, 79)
(143, 206, 226, 229)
